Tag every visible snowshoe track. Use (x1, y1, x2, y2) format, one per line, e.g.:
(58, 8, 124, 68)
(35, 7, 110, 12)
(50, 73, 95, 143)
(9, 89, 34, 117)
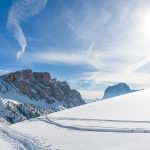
(0, 127, 50, 150)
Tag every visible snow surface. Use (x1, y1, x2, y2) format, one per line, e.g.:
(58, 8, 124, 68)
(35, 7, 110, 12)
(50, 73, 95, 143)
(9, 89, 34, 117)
(1, 89, 150, 149)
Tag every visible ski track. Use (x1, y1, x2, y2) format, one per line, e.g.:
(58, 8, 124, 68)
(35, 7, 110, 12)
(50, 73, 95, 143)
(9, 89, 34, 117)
(38, 116, 150, 134)
(51, 117, 150, 123)
(0, 127, 52, 150)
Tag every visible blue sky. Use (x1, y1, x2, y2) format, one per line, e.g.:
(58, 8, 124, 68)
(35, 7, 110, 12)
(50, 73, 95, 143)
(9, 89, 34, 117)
(1, 0, 150, 99)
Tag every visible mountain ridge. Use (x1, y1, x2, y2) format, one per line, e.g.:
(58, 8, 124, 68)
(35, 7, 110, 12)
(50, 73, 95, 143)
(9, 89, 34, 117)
(0, 69, 85, 124)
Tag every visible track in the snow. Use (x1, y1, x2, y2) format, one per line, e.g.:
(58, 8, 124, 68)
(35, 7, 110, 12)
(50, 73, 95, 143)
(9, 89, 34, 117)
(0, 127, 51, 150)
(38, 116, 150, 134)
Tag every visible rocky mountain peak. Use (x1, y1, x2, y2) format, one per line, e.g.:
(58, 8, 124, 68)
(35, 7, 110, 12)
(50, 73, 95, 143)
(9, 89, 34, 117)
(1, 69, 85, 107)
(103, 83, 132, 99)
(3, 70, 51, 85)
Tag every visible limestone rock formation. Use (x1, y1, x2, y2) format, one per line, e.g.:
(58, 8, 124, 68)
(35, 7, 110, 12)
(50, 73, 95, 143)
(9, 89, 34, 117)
(2, 69, 85, 107)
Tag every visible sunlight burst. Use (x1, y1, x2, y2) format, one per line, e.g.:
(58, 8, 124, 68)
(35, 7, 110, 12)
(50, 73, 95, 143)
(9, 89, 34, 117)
(137, 10, 150, 39)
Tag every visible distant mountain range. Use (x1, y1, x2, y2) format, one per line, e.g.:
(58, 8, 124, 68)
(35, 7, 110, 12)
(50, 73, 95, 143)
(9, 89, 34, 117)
(0, 70, 85, 125)
(103, 83, 137, 99)
(85, 83, 138, 103)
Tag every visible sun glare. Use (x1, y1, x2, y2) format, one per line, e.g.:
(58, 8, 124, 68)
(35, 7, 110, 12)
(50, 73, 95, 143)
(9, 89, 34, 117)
(136, 10, 150, 39)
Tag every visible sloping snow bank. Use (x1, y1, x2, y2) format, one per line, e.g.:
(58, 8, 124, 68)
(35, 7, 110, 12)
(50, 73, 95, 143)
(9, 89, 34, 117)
(8, 89, 150, 150)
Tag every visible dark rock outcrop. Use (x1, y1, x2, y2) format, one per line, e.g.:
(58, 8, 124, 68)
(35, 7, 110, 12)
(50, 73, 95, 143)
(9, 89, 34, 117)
(2, 70, 85, 107)
(103, 83, 133, 99)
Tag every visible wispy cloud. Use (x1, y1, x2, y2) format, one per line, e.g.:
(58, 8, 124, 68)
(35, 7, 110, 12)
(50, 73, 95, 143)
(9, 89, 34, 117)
(64, 1, 111, 43)
(79, 72, 150, 86)
(18, 0, 150, 98)
(7, 0, 47, 59)
(0, 69, 12, 75)
(124, 57, 150, 73)
(25, 51, 87, 65)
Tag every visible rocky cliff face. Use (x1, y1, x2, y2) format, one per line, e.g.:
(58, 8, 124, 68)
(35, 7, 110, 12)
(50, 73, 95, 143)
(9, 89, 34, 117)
(2, 70, 85, 107)
(0, 70, 85, 124)
(103, 83, 133, 99)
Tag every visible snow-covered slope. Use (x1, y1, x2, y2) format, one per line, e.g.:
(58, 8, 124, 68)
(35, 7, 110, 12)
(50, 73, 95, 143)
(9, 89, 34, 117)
(1, 89, 150, 149)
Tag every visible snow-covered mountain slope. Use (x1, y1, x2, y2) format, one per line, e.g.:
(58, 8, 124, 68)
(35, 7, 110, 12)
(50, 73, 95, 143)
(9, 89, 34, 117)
(0, 70, 85, 124)
(0, 88, 148, 150)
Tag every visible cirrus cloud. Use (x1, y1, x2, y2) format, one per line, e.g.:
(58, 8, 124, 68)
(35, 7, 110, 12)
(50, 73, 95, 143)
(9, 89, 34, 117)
(7, 0, 47, 59)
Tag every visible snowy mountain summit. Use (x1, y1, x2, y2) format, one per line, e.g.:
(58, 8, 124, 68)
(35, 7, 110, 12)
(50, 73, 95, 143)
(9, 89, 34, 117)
(0, 70, 85, 124)
(103, 83, 134, 99)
